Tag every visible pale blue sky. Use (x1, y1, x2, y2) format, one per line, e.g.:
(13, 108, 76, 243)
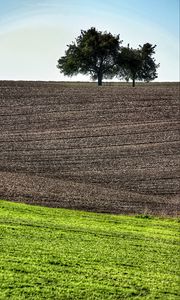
(0, 0, 179, 81)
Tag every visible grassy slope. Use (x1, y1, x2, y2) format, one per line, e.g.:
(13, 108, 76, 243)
(0, 200, 179, 300)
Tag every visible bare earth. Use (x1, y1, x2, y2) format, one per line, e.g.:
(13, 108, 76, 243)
(0, 81, 179, 215)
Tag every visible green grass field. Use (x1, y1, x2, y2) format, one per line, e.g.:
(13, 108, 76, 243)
(0, 200, 179, 299)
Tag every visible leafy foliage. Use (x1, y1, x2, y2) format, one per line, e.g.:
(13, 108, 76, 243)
(57, 28, 159, 86)
(117, 43, 159, 86)
(117, 46, 143, 86)
(139, 43, 160, 82)
(57, 27, 121, 85)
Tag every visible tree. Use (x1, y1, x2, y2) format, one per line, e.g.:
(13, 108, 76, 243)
(117, 43, 159, 87)
(118, 45, 143, 87)
(57, 27, 122, 86)
(139, 43, 160, 83)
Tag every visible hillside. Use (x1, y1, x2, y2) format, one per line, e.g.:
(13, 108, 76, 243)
(0, 200, 179, 299)
(0, 81, 179, 215)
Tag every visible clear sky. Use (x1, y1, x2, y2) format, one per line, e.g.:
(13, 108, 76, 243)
(0, 0, 179, 81)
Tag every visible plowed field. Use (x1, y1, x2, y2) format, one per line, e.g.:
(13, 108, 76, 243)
(0, 81, 179, 215)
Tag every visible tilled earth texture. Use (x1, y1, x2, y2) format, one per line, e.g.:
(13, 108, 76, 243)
(0, 81, 179, 215)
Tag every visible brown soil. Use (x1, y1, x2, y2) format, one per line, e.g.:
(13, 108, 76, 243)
(0, 81, 179, 215)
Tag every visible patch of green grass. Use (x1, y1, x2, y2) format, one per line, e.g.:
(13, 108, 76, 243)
(0, 200, 179, 299)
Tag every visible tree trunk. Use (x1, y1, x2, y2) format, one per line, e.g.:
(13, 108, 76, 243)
(98, 73, 103, 86)
(132, 78, 135, 87)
